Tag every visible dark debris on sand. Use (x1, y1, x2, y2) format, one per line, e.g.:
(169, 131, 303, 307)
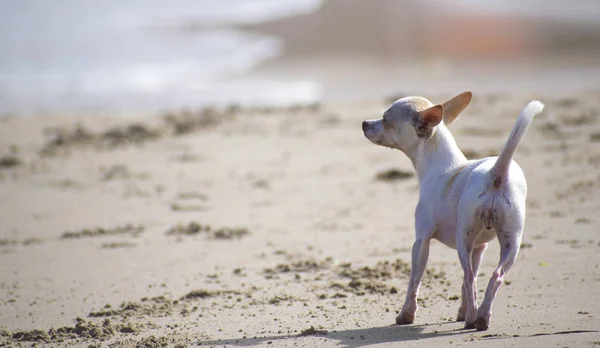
(165, 222, 249, 240)
(85, 291, 239, 323)
(61, 224, 145, 239)
(298, 326, 328, 337)
(120, 335, 188, 348)
(89, 296, 176, 319)
(0, 254, 450, 346)
(330, 259, 412, 296)
(181, 289, 240, 301)
(210, 227, 249, 240)
(163, 107, 228, 135)
(39, 106, 235, 156)
(38, 103, 327, 156)
(263, 258, 334, 278)
(375, 168, 414, 182)
(165, 222, 210, 236)
(0, 239, 18, 247)
(0, 155, 22, 169)
(337, 259, 445, 295)
(261, 256, 446, 297)
(8, 317, 138, 344)
(40, 123, 160, 156)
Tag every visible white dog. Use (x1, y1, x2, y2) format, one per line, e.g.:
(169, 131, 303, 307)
(362, 92, 543, 330)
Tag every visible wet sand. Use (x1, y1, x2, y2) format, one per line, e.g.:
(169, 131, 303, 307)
(1, 91, 600, 347)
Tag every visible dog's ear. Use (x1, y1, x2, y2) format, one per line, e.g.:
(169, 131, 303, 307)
(418, 105, 444, 127)
(442, 91, 472, 125)
(416, 105, 443, 136)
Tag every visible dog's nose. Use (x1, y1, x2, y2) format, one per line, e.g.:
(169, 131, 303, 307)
(362, 121, 369, 131)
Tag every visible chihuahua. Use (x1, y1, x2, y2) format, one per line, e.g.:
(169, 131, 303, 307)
(362, 92, 543, 330)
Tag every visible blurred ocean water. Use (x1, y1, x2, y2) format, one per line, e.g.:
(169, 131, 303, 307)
(0, 0, 323, 115)
(1, 0, 600, 116)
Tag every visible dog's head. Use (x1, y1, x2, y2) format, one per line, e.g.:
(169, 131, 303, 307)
(362, 91, 472, 153)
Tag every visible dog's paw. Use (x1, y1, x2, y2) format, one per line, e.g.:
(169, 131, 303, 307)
(395, 312, 414, 325)
(474, 316, 490, 331)
(464, 321, 476, 330)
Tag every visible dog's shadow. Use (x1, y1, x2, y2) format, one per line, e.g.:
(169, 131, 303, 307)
(197, 322, 467, 347)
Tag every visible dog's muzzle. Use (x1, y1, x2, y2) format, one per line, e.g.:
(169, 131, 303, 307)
(362, 121, 369, 132)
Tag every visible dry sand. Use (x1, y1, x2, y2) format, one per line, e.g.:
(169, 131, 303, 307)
(1, 91, 600, 347)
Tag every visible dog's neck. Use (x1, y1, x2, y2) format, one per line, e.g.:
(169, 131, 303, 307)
(408, 124, 466, 184)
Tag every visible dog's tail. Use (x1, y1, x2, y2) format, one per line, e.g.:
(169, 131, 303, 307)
(491, 101, 544, 183)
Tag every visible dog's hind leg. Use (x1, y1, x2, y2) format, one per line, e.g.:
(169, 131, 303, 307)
(396, 214, 436, 325)
(456, 211, 485, 329)
(457, 243, 487, 321)
(475, 222, 523, 331)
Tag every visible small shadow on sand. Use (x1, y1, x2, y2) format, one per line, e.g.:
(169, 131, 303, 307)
(198, 322, 466, 348)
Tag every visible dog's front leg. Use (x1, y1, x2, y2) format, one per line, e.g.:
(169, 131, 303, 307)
(396, 237, 431, 325)
(396, 214, 435, 325)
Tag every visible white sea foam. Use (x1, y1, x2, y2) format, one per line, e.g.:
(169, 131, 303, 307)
(0, 0, 324, 115)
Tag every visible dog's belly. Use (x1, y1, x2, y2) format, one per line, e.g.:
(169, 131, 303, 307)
(433, 225, 459, 249)
(434, 224, 496, 250)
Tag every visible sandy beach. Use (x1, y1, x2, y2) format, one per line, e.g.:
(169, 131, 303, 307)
(2, 1, 600, 347)
(1, 90, 600, 347)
